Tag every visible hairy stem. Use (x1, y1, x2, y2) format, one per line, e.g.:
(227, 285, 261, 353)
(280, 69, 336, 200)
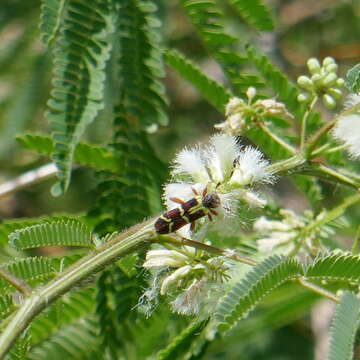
(0, 219, 156, 358)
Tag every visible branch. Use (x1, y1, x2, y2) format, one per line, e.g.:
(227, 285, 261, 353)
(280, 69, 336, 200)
(0, 218, 156, 358)
(0, 163, 57, 199)
(0, 269, 32, 295)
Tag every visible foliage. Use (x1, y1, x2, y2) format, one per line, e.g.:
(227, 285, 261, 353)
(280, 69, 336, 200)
(0, 0, 360, 359)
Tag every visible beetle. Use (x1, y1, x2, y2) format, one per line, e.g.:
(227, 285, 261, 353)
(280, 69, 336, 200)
(155, 187, 221, 234)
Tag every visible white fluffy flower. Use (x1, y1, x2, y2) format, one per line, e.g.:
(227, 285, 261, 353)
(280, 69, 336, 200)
(332, 114, 360, 159)
(163, 134, 274, 236)
(229, 147, 274, 186)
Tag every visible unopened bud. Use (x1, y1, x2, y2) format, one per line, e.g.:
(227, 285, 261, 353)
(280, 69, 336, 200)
(307, 58, 321, 73)
(325, 63, 338, 73)
(323, 57, 335, 66)
(311, 73, 322, 85)
(323, 94, 336, 109)
(246, 87, 256, 101)
(336, 78, 345, 87)
(297, 93, 309, 103)
(328, 88, 342, 100)
(323, 73, 337, 87)
(297, 75, 313, 89)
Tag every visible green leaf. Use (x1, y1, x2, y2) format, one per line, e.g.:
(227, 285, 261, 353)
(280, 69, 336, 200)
(215, 255, 303, 331)
(28, 316, 102, 360)
(17, 133, 120, 172)
(328, 291, 360, 360)
(47, 0, 112, 194)
(305, 253, 360, 283)
(0, 257, 55, 293)
(345, 63, 360, 93)
(116, 0, 168, 127)
(0, 294, 15, 320)
(40, 0, 66, 45)
(30, 287, 96, 345)
(246, 45, 301, 117)
(156, 318, 209, 360)
(9, 220, 93, 250)
(165, 49, 231, 112)
(230, 0, 274, 31)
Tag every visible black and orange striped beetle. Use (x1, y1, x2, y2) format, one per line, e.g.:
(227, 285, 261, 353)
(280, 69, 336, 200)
(155, 187, 221, 234)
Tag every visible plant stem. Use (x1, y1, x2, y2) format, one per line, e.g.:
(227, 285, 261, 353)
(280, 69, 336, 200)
(256, 121, 296, 154)
(0, 220, 156, 359)
(300, 96, 318, 150)
(0, 163, 57, 199)
(306, 119, 336, 157)
(158, 235, 258, 266)
(0, 269, 32, 295)
(298, 277, 340, 303)
(351, 225, 360, 255)
(317, 164, 360, 188)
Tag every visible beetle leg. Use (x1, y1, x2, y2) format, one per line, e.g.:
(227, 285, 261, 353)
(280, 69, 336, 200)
(190, 221, 196, 231)
(202, 186, 208, 197)
(191, 187, 198, 196)
(207, 213, 213, 221)
(210, 209, 218, 216)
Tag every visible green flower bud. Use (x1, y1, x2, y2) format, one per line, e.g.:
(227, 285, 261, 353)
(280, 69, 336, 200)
(323, 94, 336, 109)
(327, 88, 342, 100)
(311, 73, 322, 85)
(323, 57, 335, 66)
(323, 73, 337, 86)
(297, 75, 313, 89)
(307, 58, 321, 73)
(336, 78, 345, 87)
(297, 93, 309, 103)
(325, 63, 338, 73)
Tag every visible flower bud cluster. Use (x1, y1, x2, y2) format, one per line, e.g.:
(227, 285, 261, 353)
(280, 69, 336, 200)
(254, 209, 331, 256)
(215, 87, 293, 135)
(142, 247, 230, 315)
(297, 57, 344, 109)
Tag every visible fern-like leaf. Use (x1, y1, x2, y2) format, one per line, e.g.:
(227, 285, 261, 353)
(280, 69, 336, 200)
(345, 63, 360, 93)
(230, 0, 274, 31)
(0, 257, 55, 293)
(17, 133, 120, 172)
(40, 0, 66, 45)
(0, 294, 15, 320)
(165, 49, 231, 112)
(305, 253, 360, 282)
(28, 316, 102, 360)
(115, 0, 168, 127)
(215, 255, 303, 331)
(9, 220, 93, 250)
(328, 291, 360, 360)
(47, 0, 112, 194)
(156, 318, 209, 360)
(30, 287, 96, 345)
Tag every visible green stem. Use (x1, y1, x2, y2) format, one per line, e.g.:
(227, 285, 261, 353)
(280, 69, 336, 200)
(317, 164, 360, 188)
(301, 96, 318, 150)
(351, 225, 360, 255)
(158, 235, 258, 266)
(0, 269, 32, 295)
(0, 220, 156, 359)
(306, 119, 336, 157)
(323, 144, 347, 154)
(298, 277, 340, 303)
(256, 121, 296, 154)
(306, 192, 360, 233)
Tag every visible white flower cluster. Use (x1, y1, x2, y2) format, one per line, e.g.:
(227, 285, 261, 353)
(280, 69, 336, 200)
(142, 248, 229, 315)
(165, 133, 274, 237)
(332, 94, 360, 159)
(254, 209, 331, 256)
(215, 87, 292, 135)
